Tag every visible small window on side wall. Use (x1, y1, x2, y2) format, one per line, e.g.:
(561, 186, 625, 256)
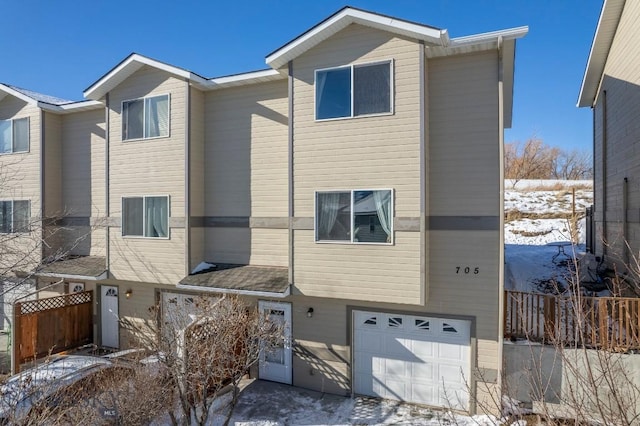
(315, 61, 392, 120)
(122, 196, 169, 238)
(0, 118, 29, 154)
(315, 189, 392, 244)
(0, 200, 30, 233)
(122, 94, 169, 140)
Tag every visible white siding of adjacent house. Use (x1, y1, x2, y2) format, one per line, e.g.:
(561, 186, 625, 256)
(107, 66, 186, 284)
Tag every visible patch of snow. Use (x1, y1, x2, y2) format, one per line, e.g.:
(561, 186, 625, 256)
(191, 261, 216, 274)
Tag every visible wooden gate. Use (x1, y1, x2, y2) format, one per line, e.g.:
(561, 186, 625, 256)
(13, 291, 93, 372)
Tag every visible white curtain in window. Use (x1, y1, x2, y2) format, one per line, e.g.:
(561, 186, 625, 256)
(317, 192, 340, 240)
(0, 121, 11, 153)
(145, 197, 168, 238)
(146, 96, 169, 138)
(13, 118, 29, 152)
(316, 71, 328, 118)
(373, 190, 392, 242)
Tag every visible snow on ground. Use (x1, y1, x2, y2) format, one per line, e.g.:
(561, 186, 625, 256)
(505, 180, 593, 294)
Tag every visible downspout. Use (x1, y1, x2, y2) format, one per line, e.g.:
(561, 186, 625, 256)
(40, 110, 46, 261)
(623, 177, 628, 264)
(185, 82, 191, 276)
(288, 61, 294, 290)
(602, 90, 608, 259)
(496, 35, 506, 418)
(105, 94, 110, 274)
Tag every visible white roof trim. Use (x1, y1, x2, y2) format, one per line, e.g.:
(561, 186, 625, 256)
(266, 7, 447, 69)
(449, 26, 529, 47)
(38, 100, 104, 114)
(176, 282, 291, 298)
(0, 84, 38, 105)
(578, 0, 626, 107)
(36, 271, 108, 281)
(208, 69, 285, 90)
(84, 53, 210, 100)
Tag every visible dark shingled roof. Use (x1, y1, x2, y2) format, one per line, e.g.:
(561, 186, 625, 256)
(179, 264, 289, 295)
(37, 256, 107, 278)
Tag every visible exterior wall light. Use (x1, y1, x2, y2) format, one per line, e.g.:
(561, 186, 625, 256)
(125, 289, 133, 299)
(307, 307, 314, 318)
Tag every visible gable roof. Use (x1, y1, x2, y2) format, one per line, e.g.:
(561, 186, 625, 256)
(577, 0, 626, 108)
(0, 83, 102, 114)
(266, 6, 449, 70)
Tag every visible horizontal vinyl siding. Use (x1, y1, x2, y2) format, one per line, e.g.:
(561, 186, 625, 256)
(189, 88, 205, 267)
(107, 66, 186, 282)
(292, 24, 421, 218)
(428, 51, 500, 216)
(291, 24, 422, 305)
(205, 80, 288, 218)
(44, 112, 62, 216)
(204, 228, 250, 264)
(0, 99, 42, 269)
(596, 1, 640, 259)
(293, 231, 421, 304)
(250, 228, 288, 267)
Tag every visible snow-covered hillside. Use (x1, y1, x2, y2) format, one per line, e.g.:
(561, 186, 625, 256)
(504, 180, 593, 294)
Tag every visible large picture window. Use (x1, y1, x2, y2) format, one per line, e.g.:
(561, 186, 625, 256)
(0, 118, 29, 154)
(122, 94, 169, 140)
(315, 61, 392, 120)
(0, 200, 30, 233)
(315, 190, 392, 244)
(122, 196, 169, 238)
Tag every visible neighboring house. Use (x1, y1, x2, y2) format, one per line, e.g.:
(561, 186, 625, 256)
(0, 7, 527, 414)
(578, 0, 640, 269)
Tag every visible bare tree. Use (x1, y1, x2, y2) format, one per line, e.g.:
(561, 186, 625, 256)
(120, 293, 283, 426)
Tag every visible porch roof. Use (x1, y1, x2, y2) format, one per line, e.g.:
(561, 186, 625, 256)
(178, 264, 290, 298)
(36, 256, 107, 281)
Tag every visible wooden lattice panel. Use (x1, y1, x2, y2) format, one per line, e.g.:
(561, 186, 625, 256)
(18, 291, 92, 315)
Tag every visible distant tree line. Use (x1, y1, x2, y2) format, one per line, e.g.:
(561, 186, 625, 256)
(505, 138, 592, 181)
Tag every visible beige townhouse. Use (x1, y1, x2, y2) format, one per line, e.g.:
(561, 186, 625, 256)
(1, 7, 526, 413)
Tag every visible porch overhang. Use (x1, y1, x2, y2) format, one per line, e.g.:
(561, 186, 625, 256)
(35, 256, 107, 281)
(177, 264, 290, 298)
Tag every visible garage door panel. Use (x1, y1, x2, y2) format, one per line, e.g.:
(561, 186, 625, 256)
(354, 310, 471, 411)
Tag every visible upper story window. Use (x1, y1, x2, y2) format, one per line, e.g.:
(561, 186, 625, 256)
(0, 200, 30, 233)
(315, 189, 392, 244)
(0, 118, 29, 154)
(122, 196, 169, 238)
(315, 61, 392, 120)
(122, 94, 170, 141)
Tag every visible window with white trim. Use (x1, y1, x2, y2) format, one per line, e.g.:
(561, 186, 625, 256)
(315, 190, 392, 243)
(315, 61, 392, 120)
(122, 196, 169, 238)
(0, 200, 30, 233)
(0, 118, 29, 154)
(122, 94, 169, 140)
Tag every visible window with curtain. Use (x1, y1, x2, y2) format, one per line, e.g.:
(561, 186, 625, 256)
(122, 94, 169, 140)
(122, 196, 169, 238)
(315, 61, 392, 120)
(315, 189, 393, 244)
(0, 118, 29, 154)
(0, 200, 30, 233)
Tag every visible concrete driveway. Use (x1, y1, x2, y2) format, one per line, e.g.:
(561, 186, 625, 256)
(211, 379, 493, 425)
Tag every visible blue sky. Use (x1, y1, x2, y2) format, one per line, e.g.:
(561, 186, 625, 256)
(0, 0, 601, 152)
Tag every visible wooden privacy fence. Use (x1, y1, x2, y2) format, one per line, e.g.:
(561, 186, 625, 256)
(505, 290, 640, 352)
(14, 291, 93, 372)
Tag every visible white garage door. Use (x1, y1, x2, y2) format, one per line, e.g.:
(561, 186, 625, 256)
(353, 310, 471, 410)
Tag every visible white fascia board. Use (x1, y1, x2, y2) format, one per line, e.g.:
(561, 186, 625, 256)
(84, 54, 210, 100)
(266, 8, 446, 69)
(176, 282, 291, 298)
(36, 271, 108, 281)
(0, 84, 38, 106)
(449, 26, 529, 47)
(38, 100, 104, 114)
(577, 0, 625, 108)
(207, 69, 285, 90)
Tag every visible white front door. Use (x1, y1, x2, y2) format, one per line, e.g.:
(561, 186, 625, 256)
(101, 286, 119, 348)
(259, 301, 292, 384)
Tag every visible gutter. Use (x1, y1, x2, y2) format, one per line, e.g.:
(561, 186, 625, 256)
(175, 283, 291, 299)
